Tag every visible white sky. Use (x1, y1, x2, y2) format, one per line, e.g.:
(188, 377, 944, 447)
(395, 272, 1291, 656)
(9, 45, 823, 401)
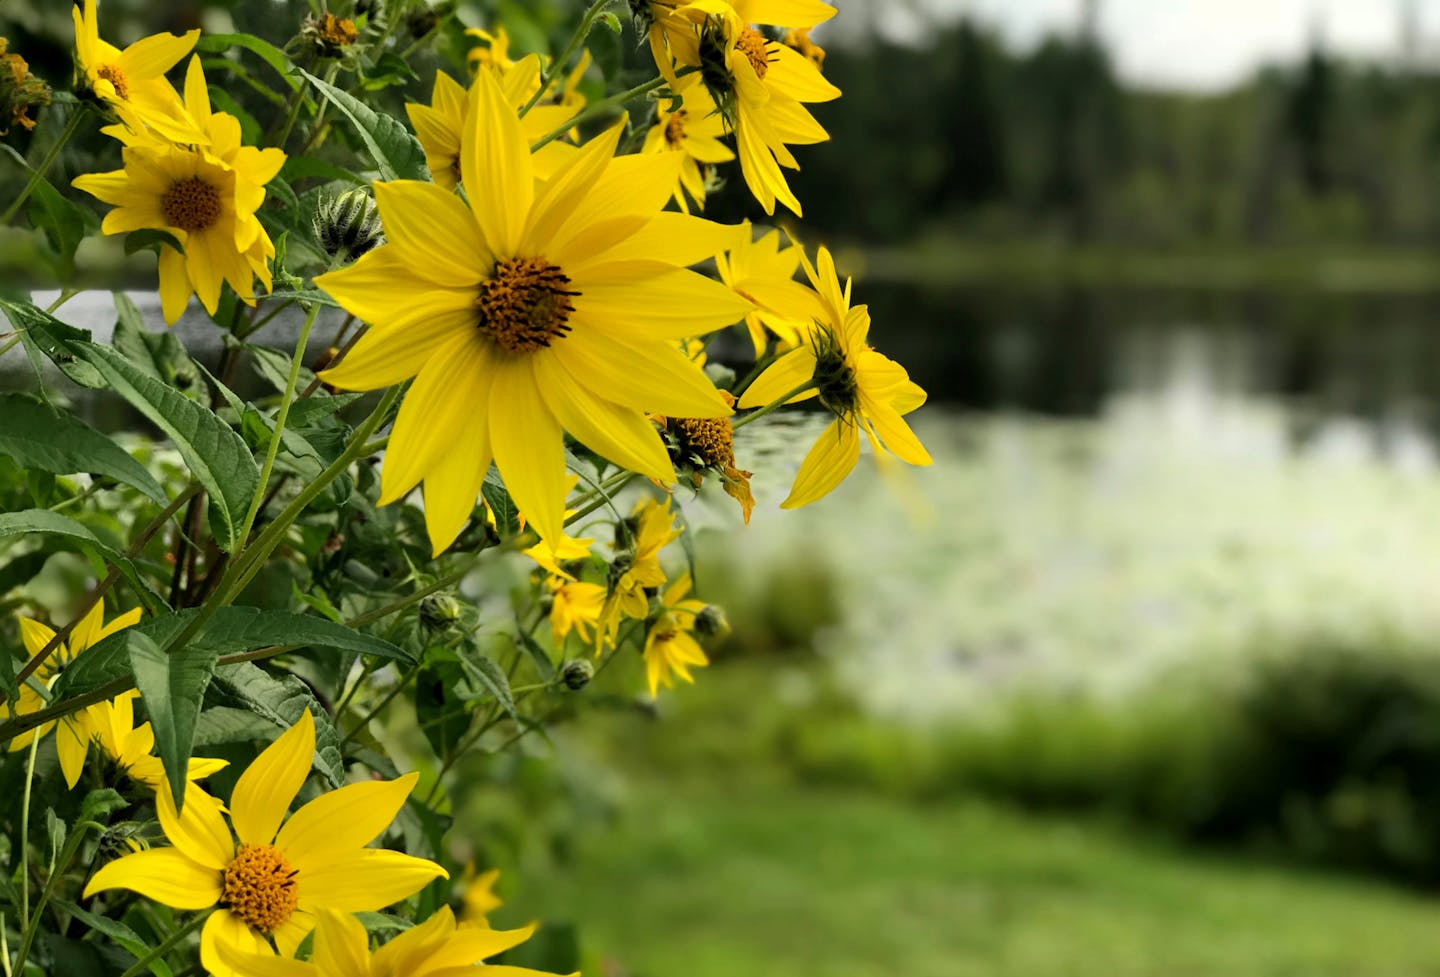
(834, 0, 1435, 91)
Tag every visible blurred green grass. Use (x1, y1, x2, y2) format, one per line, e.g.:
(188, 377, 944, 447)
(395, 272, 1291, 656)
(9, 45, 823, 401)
(506, 687, 1440, 977)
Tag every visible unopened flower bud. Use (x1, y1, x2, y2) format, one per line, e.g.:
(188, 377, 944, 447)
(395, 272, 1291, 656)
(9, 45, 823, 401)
(561, 658, 594, 691)
(314, 188, 384, 263)
(703, 362, 736, 390)
(419, 593, 462, 632)
(694, 604, 729, 639)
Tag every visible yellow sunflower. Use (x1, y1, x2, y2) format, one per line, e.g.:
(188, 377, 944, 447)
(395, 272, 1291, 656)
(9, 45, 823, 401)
(640, 71, 734, 214)
(90, 689, 229, 791)
(596, 495, 681, 647)
(315, 67, 751, 554)
(737, 246, 930, 507)
(72, 0, 203, 142)
(632, 0, 702, 82)
(681, 0, 840, 216)
(547, 576, 606, 646)
(459, 863, 503, 924)
(73, 57, 285, 324)
(83, 711, 447, 977)
(714, 220, 820, 356)
(219, 905, 570, 977)
(642, 572, 710, 696)
(4, 599, 141, 789)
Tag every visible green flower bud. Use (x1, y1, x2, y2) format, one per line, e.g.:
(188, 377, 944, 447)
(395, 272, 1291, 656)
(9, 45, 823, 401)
(561, 658, 594, 691)
(419, 592, 462, 632)
(694, 604, 729, 639)
(314, 188, 384, 263)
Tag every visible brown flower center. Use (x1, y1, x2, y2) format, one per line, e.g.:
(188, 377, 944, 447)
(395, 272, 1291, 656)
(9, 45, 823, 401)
(96, 63, 129, 100)
(674, 416, 736, 469)
(221, 845, 299, 934)
(664, 110, 687, 148)
(736, 27, 771, 80)
(161, 177, 221, 233)
(477, 256, 578, 355)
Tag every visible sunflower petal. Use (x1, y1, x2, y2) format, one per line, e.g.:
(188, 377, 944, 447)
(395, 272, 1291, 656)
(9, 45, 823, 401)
(156, 782, 235, 870)
(84, 847, 220, 908)
(489, 360, 567, 544)
(229, 711, 314, 848)
(297, 849, 448, 912)
(462, 65, 532, 256)
(372, 181, 488, 287)
(200, 909, 275, 977)
(312, 909, 371, 976)
(782, 418, 859, 508)
(535, 355, 675, 482)
(277, 773, 419, 875)
(736, 347, 817, 409)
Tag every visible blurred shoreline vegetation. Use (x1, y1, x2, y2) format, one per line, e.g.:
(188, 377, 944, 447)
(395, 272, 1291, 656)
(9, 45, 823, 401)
(768, 16, 1440, 286)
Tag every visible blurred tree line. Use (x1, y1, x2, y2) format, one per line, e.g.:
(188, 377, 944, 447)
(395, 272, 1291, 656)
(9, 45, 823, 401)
(784, 19, 1440, 249)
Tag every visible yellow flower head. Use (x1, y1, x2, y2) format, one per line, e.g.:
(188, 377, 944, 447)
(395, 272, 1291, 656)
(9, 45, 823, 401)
(664, 390, 756, 524)
(715, 220, 820, 356)
(632, 1, 703, 82)
(521, 475, 594, 579)
(548, 576, 606, 646)
(220, 905, 571, 977)
(5, 599, 140, 788)
(317, 67, 751, 555)
(91, 689, 229, 791)
(597, 496, 681, 647)
(642, 572, 710, 696)
(640, 71, 734, 214)
(83, 711, 448, 977)
(737, 246, 931, 507)
(74, 56, 285, 324)
(72, 0, 203, 143)
(680, 0, 840, 216)
(459, 863, 503, 924)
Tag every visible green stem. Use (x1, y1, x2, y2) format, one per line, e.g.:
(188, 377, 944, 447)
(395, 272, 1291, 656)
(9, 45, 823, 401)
(339, 662, 422, 746)
(530, 74, 670, 152)
(234, 301, 321, 554)
(731, 380, 817, 431)
(565, 471, 636, 526)
(519, 0, 617, 117)
(1, 108, 85, 225)
(44, 289, 78, 315)
(17, 737, 37, 934)
(0, 335, 20, 358)
(116, 911, 211, 977)
(13, 820, 100, 974)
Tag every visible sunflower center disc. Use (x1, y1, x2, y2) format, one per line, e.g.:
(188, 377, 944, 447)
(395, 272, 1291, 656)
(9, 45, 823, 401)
(675, 416, 736, 469)
(736, 28, 771, 79)
(161, 177, 222, 233)
(664, 111, 687, 148)
(477, 256, 578, 355)
(96, 63, 129, 99)
(221, 844, 299, 934)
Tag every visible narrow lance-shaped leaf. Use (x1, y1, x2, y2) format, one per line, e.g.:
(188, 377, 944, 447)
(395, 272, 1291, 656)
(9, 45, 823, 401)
(297, 67, 427, 181)
(128, 630, 219, 810)
(0, 509, 167, 614)
(0, 393, 168, 504)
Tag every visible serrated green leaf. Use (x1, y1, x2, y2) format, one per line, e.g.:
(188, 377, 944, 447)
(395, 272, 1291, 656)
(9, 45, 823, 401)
(2, 301, 261, 553)
(211, 662, 345, 785)
(1, 301, 104, 388)
(0, 508, 165, 614)
(123, 228, 186, 256)
(79, 787, 126, 823)
(0, 393, 168, 504)
(460, 654, 516, 719)
(52, 897, 175, 977)
(297, 67, 427, 181)
(481, 470, 520, 537)
(129, 629, 220, 808)
(514, 628, 556, 681)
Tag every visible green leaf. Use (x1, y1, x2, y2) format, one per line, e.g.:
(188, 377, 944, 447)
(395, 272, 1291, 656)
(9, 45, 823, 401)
(112, 295, 205, 400)
(415, 660, 471, 759)
(514, 628, 556, 681)
(193, 705, 283, 747)
(56, 606, 414, 704)
(2, 300, 261, 553)
(461, 654, 517, 719)
(289, 392, 362, 428)
(129, 629, 220, 808)
(0, 393, 168, 504)
(1, 301, 104, 388)
(123, 227, 186, 257)
(297, 67, 427, 181)
(279, 156, 365, 186)
(0, 550, 50, 598)
(79, 787, 127, 823)
(197, 32, 302, 91)
(0, 508, 166, 613)
(481, 470, 520, 538)
(0, 143, 91, 274)
(51, 898, 174, 977)
(211, 662, 346, 785)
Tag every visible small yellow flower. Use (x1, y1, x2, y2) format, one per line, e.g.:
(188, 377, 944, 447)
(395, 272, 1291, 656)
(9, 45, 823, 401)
(680, 0, 840, 215)
(597, 496, 681, 647)
(318, 67, 749, 554)
(4, 599, 141, 789)
(219, 905, 570, 977)
(459, 863, 503, 925)
(521, 476, 594, 579)
(74, 56, 285, 324)
(782, 27, 826, 69)
(72, 0, 202, 143)
(632, 1, 702, 82)
(548, 576, 606, 646)
(91, 689, 229, 791)
(640, 72, 734, 214)
(642, 572, 710, 696)
(83, 711, 447, 977)
(738, 246, 931, 507)
(715, 221, 820, 356)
